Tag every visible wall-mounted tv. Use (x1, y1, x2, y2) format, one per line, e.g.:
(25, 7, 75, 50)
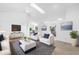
(61, 22, 73, 31)
(11, 24, 21, 31)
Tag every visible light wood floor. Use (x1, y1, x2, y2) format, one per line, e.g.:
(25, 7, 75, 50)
(52, 40, 79, 55)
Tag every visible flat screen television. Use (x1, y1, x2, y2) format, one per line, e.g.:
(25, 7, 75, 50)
(11, 25, 21, 31)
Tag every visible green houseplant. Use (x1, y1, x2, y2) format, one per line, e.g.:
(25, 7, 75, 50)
(70, 31, 78, 46)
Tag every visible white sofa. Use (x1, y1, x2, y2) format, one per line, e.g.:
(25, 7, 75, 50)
(39, 33, 54, 45)
(0, 36, 11, 55)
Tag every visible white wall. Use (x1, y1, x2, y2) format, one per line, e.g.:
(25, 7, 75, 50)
(0, 12, 29, 35)
(52, 6, 79, 44)
(55, 20, 72, 43)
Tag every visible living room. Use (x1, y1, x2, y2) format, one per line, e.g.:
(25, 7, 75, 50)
(0, 3, 79, 55)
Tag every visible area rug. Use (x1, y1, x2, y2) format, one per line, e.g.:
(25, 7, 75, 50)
(10, 40, 55, 55)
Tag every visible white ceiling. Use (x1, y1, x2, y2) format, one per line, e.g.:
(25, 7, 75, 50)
(0, 3, 79, 22)
(0, 3, 30, 12)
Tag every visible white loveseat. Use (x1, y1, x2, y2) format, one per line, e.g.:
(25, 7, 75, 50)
(0, 36, 11, 55)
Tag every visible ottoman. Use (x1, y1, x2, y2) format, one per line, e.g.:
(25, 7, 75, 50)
(19, 40, 36, 52)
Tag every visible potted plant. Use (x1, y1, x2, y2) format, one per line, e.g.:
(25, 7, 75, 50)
(70, 31, 78, 46)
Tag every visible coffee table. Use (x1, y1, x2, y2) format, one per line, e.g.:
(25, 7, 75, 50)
(19, 39, 36, 52)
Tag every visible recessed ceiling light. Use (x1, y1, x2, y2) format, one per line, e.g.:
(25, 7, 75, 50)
(25, 10, 30, 13)
(30, 3, 45, 14)
(58, 18, 63, 21)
